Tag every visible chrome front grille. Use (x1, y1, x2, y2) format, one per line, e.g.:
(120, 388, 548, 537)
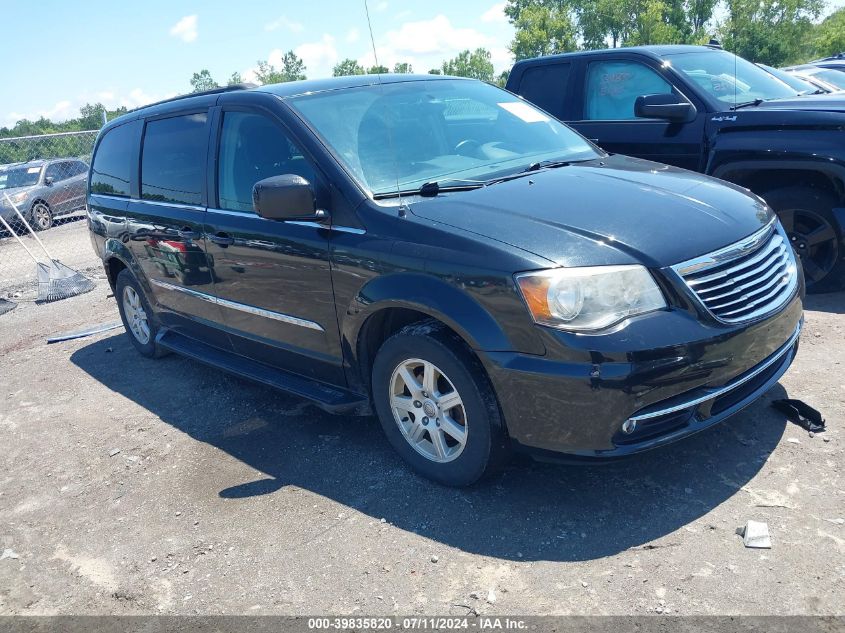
(673, 221, 798, 323)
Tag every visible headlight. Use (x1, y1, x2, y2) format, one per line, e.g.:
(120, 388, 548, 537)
(7, 191, 28, 206)
(515, 265, 667, 332)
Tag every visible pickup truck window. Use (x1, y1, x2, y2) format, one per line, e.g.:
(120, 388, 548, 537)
(664, 50, 798, 105)
(517, 63, 571, 118)
(217, 111, 316, 214)
(289, 79, 598, 196)
(584, 60, 673, 120)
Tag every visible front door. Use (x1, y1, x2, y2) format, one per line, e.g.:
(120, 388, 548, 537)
(204, 107, 343, 384)
(568, 58, 705, 171)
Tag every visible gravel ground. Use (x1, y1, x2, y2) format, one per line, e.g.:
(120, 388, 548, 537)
(0, 283, 843, 616)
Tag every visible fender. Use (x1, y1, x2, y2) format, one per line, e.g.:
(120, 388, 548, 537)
(709, 158, 845, 196)
(102, 238, 158, 303)
(340, 272, 545, 392)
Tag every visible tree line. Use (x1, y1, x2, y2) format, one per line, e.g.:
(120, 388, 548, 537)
(2, 1, 843, 145)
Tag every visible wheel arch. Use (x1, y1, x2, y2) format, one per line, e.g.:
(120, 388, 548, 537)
(711, 160, 845, 206)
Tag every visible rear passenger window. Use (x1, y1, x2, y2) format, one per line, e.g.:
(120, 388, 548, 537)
(90, 122, 136, 197)
(584, 61, 673, 120)
(517, 63, 571, 118)
(217, 111, 315, 214)
(142, 113, 207, 206)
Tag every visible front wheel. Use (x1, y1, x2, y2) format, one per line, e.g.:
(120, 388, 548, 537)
(765, 187, 844, 293)
(371, 321, 509, 486)
(30, 202, 53, 231)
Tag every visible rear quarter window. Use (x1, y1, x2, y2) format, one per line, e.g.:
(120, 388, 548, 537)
(517, 63, 571, 119)
(141, 113, 208, 206)
(90, 122, 138, 197)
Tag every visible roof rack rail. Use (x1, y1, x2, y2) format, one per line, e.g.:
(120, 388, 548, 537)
(127, 83, 258, 114)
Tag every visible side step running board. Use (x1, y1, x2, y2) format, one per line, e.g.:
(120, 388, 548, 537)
(156, 330, 369, 414)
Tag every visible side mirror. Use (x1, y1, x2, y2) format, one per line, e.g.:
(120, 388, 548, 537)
(252, 174, 325, 222)
(634, 94, 696, 122)
(44, 176, 54, 186)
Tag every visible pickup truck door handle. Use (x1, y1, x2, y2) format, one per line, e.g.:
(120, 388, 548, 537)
(178, 227, 199, 240)
(209, 232, 235, 247)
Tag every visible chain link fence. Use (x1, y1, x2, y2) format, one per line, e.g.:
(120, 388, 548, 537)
(0, 130, 103, 307)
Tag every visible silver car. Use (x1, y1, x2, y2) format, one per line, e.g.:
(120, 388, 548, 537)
(0, 158, 89, 231)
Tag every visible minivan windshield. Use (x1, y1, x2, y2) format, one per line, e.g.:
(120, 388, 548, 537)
(0, 165, 42, 190)
(288, 79, 600, 196)
(664, 50, 800, 105)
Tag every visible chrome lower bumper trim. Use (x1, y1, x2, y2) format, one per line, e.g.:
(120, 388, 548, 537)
(629, 321, 802, 422)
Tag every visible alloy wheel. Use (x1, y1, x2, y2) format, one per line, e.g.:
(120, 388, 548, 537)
(779, 207, 839, 285)
(122, 286, 151, 345)
(31, 203, 52, 230)
(389, 358, 468, 463)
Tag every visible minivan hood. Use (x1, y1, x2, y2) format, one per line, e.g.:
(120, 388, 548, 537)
(409, 155, 772, 268)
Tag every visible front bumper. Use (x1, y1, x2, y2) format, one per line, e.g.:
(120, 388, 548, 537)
(481, 290, 803, 459)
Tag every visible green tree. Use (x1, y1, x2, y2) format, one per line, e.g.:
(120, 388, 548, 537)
(392, 62, 414, 73)
(428, 68, 443, 74)
(625, 0, 683, 45)
(333, 58, 365, 76)
(227, 72, 244, 86)
(190, 69, 219, 93)
(441, 48, 495, 81)
(255, 51, 307, 84)
(510, 4, 578, 60)
(812, 8, 845, 58)
(718, 0, 824, 66)
(496, 70, 511, 87)
(574, 0, 631, 48)
(367, 64, 390, 73)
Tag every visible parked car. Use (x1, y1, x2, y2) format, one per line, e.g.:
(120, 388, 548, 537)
(756, 63, 828, 94)
(804, 53, 845, 75)
(88, 78, 803, 486)
(0, 158, 89, 230)
(781, 64, 845, 93)
(507, 45, 845, 292)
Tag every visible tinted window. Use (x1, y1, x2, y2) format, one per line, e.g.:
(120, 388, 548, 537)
(45, 161, 72, 182)
(91, 123, 136, 197)
(584, 61, 673, 120)
(518, 63, 571, 118)
(142, 113, 207, 205)
(217, 111, 315, 213)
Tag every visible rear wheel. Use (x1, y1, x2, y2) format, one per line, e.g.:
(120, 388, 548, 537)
(30, 202, 53, 231)
(371, 320, 509, 486)
(764, 187, 844, 293)
(115, 269, 168, 358)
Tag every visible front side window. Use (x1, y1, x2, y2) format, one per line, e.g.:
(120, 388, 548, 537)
(141, 113, 207, 206)
(217, 111, 315, 213)
(288, 79, 598, 197)
(0, 165, 42, 190)
(91, 122, 137, 197)
(665, 50, 799, 105)
(585, 60, 673, 120)
(45, 162, 70, 182)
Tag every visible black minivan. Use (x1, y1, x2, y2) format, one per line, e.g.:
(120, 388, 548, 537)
(88, 75, 803, 486)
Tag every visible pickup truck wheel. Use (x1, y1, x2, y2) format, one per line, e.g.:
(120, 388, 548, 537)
(371, 321, 509, 487)
(115, 269, 168, 358)
(764, 187, 844, 293)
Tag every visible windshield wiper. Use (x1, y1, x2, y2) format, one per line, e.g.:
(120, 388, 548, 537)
(732, 98, 765, 110)
(485, 159, 578, 187)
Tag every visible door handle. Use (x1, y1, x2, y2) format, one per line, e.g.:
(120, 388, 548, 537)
(209, 232, 234, 247)
(178, 227, 199, 240)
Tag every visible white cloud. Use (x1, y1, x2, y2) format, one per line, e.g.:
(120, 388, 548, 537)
(295, 34, 339, 78)
(264, 15, 304, 32)
(169, 15, 198, 43)
(375, 1, 388, 11)
(481, 2, 507, 23)
(345, 27, 360, 43)
(357, 14, 513, 75)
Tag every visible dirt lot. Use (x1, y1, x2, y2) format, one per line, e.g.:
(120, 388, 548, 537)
(0, 281, 843, 616)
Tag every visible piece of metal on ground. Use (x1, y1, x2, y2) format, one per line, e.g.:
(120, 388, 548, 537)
(46, 321, 124, 344)
(0, 297, 16, 315)
(736, 520, 772, 549)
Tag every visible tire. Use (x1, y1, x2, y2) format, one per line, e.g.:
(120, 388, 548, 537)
(763, 186, 844, 293)
(115, 269, 168, 358)
(29, 202, 53, 231)
(371, 320, 509, 486)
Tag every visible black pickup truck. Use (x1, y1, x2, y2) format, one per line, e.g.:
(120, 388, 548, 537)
(507, 44, 845, 292)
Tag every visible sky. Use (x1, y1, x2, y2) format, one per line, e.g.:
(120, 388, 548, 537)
(1, 0, 843, 129)
(0, 0, 515, 128)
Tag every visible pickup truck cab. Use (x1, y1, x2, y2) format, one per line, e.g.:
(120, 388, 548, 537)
(507, 45, 845, 292)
